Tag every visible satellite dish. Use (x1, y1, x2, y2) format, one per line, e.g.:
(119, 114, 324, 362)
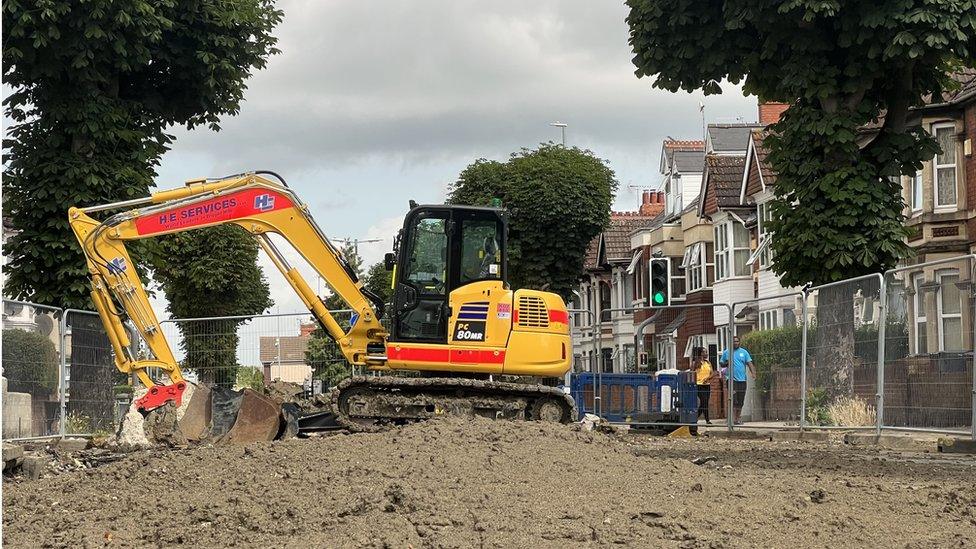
(34, 313, 55, 337)
(4, 303, 24, 317)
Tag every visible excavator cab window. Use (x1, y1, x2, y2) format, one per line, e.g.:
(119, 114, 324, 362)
(393, 206, 507, 342)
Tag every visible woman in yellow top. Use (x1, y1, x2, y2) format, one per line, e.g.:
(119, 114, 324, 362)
(692, 347, 713, 425)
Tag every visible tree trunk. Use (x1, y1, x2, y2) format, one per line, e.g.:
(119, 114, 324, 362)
(813, 284, 857, 402)
(67, 312, 116, 432)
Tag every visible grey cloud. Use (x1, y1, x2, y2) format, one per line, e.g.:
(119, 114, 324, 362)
(169, 0, 756, 174)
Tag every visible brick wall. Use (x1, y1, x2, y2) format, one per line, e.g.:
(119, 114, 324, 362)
(676, 290, 715, 371)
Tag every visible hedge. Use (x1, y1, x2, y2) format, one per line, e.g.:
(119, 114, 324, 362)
(2, 328, 59, 395)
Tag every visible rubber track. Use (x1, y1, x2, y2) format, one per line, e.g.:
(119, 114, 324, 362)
(331, 376, 577, 432)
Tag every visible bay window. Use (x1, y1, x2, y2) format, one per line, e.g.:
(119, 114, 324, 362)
(714, 220, 751, 280)
(933, 124, 957, 210)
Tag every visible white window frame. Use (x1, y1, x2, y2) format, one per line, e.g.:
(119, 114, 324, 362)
(758, 202, 772, 268)
(759, 310, 779, 331)
(932, 123, 958, 211)
(685, 242, 711, 292)
(714, 223, 728, 280)
(936, 269, 962, 352)
(910, 170, 922, 214)
(912, 273, 927, 354)
(714, 220, 750, 280)
(716, 326, 727, 356)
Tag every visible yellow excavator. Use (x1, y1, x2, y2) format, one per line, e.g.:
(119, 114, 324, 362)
(69, 172, 575, 432)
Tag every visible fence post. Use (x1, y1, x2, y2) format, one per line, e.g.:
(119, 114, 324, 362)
(876, 273, 887, 437)
(726, 314, 734, 432)
(58, 310, 69, 439)
(595, 312, 602, 417)
(971, 257, 976, 441)
(799, 286, 809, 433)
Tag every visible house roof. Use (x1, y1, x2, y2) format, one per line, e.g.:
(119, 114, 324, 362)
(925, 67, 976, 106)
(585, 214, 658, 270)
(660, 139, 705, 173)
(259, 335, 310, 364)
(706, 124, 762, 154)
(672, 149, 706, 173)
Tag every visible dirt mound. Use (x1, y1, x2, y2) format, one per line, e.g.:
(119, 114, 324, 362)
(4, 418, 976, 547)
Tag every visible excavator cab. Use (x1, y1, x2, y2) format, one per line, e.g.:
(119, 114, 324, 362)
(390, 205, 507, 344)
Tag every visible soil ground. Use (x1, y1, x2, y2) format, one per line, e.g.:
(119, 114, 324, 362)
(4, 418, 975, 548)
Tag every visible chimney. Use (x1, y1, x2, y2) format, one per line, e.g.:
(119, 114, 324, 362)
(758, 101, 789, 126)
(640, 190, 665, 216)
(300, 322, 317, 337)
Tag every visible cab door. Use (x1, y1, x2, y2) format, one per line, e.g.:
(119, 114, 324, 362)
(392, 208, 451, 343)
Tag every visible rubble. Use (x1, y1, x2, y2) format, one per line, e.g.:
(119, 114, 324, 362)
(4, 417, 974, 547)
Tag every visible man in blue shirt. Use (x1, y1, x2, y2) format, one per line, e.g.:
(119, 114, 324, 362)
(719, 336, 754, 424)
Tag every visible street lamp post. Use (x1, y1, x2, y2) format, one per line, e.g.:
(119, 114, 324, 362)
(549, 122, 567, 146)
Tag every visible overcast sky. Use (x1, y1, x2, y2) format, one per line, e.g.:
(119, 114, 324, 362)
(135, 1, 757, 315)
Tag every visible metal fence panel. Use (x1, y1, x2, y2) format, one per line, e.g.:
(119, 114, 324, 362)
(2, 300, 64, 439)
(159, 309, 357, 395)
(803, 275, 884, 430)
(729, 292, 805, 428)
(63, 309, 122, 435)
(881, 256, 974, 436)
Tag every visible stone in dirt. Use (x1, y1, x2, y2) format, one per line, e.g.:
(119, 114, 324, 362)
(265, 380, 305, 404)
(54, 437, 89, 453)
(115, 387, 152, 451)
(3, 443, 25, 471)
(20, 453, 48, 481)
(143, 402, 188, 448)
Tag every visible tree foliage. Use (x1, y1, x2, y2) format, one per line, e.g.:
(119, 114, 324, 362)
(2, 0, 283, 307)
(626, 0, 976, 287)
(306, 256, 390, 388)
(150, 226, 273, 386)
(2, 328, 59, 395)
(364, 261, 394, 305)
(448, 144, 617, 298)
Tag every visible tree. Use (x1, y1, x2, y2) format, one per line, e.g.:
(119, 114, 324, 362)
(3, 1, 281, 408)
(235, 365, 266, 392)
(626, 0, 976, 399)
(2, 0, 283, 308)
(364, 261, 394, 306)
(305, 243, 367, 387)
(150, 226, 273, 386)
(448, 144, 617, 298)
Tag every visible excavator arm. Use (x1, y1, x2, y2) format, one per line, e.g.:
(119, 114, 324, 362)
(68, 172, 387, 411)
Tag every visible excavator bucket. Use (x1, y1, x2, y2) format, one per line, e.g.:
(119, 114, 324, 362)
(179, 383, 212, 442)
(128, 383, 287, 447)
(221, 390, 281, 444)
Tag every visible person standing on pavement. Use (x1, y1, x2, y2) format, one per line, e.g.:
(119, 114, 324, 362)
(691, 347, 713, 424)
(719, 336, 754, 424)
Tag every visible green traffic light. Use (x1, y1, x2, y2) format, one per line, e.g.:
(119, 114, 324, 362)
(653, 292, 665, 305)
